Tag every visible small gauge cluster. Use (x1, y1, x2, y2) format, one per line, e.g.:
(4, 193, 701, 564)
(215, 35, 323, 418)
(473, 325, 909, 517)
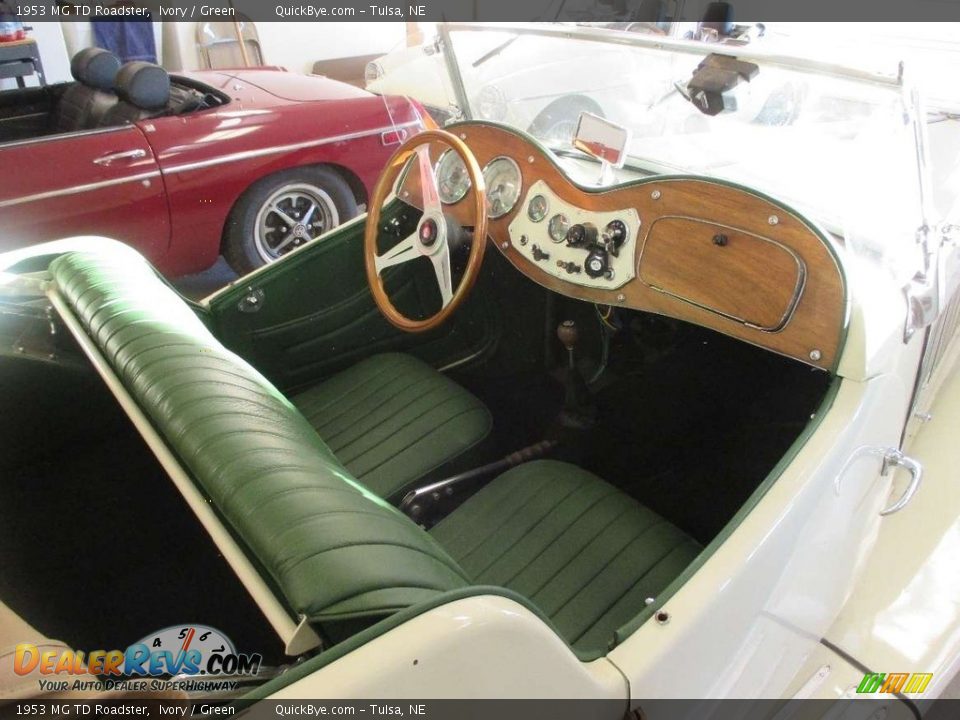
(507, 179, 640, 290)
(435, 150, 522, 219)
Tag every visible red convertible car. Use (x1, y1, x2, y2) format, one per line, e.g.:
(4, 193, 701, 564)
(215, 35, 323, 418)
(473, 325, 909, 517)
(0, 48, 430, 275)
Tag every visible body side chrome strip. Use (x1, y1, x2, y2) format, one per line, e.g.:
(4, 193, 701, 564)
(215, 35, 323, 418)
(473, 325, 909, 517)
(0, 171, 162, 209)
(163, 120, 421, 175)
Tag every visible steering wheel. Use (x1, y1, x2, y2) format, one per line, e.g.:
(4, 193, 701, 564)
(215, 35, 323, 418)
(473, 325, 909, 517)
(364, 129, 488, 333)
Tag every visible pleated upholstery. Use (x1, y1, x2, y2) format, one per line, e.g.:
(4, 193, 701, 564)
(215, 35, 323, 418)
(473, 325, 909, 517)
(431, 460, 703, 654)
(49, 246, 701, 658)
(291, 353, 491, 500)
(49, 249, 469, 627)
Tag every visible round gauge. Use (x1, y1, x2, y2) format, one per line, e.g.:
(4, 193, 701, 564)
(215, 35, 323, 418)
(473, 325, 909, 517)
(436, 150, 471, 205)
(548, 213, 570, 243)
(135, 624, 236, 664)
(482, 156, 522, 219)
(527, 194, 549, 222)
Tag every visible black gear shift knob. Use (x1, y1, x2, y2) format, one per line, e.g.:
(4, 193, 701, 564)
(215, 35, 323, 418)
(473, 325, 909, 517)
(557, 320, 579, 351)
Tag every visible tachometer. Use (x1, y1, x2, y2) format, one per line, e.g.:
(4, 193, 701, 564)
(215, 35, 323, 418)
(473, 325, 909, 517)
(482, 156, 522, 219)
(436, 150, 471, 205)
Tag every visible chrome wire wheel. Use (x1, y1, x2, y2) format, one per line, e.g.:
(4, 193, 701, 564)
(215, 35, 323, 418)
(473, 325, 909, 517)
(253, 183, 339, 263)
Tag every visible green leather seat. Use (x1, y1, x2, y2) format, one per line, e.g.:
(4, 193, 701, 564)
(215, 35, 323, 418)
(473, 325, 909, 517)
(291, 353, 491, 501)
(48, 245, 700, 657)
(50, 249, 469, 634)
(431, 460, 702, 654)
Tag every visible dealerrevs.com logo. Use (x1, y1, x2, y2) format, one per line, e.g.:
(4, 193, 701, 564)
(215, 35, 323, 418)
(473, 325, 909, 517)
(856, 672, 933, 695)
(14, 625, 262, 694)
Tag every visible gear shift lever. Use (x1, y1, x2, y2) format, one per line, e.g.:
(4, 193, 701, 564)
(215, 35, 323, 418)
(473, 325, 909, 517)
(555, 320, 595, 429)
(557, 320, 579, 369)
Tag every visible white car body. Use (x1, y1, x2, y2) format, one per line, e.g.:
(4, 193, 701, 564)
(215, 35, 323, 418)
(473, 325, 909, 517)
(5, 23, 957, 713)
(300, 24, 960, 708)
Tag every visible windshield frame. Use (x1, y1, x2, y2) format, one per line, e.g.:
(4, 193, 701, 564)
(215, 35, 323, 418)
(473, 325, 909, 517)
(435, 21, 937, 246)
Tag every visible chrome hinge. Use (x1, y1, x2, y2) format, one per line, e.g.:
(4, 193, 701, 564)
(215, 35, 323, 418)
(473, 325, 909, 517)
(903, 222, 960, 341)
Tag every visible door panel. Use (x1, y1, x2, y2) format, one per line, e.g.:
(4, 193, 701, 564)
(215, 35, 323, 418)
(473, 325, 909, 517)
(206, 210, 500, 391)
(0, 126, 170, 263)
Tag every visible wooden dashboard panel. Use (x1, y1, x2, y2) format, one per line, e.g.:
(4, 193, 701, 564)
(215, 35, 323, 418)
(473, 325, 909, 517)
(398, 122, 847, 370)
(639, 217, 805, 331)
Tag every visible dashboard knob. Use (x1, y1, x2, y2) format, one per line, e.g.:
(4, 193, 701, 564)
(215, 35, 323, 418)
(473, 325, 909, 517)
(566, 223, 598, 248)
(603, 220, 629, 255)
(584, 248, 610, 279)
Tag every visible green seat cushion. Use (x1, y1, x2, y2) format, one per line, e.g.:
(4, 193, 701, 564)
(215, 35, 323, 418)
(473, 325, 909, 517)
(430, 460, 702, 655)
(291, 353, 492, 500)
(49, 249, 469, 628)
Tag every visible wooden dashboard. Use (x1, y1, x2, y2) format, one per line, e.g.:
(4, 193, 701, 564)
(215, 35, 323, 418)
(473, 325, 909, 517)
(398, 122, 847, 371)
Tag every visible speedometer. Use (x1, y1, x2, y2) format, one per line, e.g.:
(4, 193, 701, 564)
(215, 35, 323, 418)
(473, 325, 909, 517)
(436, 150, 471, 205)
(482, 156, 522, 219)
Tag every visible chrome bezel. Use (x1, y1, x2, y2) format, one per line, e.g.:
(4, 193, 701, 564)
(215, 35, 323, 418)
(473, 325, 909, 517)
(548, 213, 570, 243)
(527, 194, 549, 223)
(482, 155, 523, 219)
(436, 149, 471, 205)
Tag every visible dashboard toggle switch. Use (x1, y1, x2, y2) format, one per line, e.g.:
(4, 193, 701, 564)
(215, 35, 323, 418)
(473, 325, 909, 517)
(532, 244, 551, 262)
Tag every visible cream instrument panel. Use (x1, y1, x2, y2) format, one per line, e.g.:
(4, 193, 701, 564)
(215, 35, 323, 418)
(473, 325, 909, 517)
(508, 179, 640, 290)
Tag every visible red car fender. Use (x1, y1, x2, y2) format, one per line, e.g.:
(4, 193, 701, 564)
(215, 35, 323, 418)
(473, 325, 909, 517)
(142, 77, 426, 275)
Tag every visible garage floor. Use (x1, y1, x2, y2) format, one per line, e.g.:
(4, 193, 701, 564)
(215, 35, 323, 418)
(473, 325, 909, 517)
(171, 255, 238, 300)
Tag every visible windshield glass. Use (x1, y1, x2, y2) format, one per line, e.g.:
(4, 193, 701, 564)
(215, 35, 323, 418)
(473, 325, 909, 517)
(437, 25, 928, 274)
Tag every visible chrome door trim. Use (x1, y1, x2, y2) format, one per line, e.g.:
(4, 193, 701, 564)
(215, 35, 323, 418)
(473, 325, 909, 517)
(162, 120, 422, 175)
(0, 124, 133, 150)
(0, 171, 162, 209)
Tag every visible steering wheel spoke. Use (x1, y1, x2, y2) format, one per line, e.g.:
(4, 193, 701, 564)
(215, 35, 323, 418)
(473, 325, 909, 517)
(374, 233, 420, 274)
(416, 144, 443, 216)
(430, 246, 454, 308)
(364, 129, 487, 333)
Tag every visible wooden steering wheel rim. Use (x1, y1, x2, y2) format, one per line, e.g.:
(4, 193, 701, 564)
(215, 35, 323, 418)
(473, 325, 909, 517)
(364, 129, 488, 333)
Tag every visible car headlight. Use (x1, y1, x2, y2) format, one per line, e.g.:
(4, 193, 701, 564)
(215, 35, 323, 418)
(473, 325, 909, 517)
(476, 85, 508, 122)
(364, 62, 384, 84)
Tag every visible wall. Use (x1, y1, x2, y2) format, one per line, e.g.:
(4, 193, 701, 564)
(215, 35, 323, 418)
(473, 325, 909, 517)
(0, 22, 71, 89)
(162, 21, 411, 73)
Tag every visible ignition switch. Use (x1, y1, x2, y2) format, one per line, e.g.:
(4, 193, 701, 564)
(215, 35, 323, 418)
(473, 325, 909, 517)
(584, 248, 610, 279)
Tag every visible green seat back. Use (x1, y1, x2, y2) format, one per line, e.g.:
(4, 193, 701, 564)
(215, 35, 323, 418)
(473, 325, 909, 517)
(49, 248, 468, 630)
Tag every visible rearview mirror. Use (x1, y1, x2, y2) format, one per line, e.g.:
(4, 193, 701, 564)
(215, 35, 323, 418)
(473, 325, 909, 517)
(573, 113, 630, 168)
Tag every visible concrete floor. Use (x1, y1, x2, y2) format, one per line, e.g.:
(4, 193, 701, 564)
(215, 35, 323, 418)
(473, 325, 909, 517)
(171, 255, 239, 301)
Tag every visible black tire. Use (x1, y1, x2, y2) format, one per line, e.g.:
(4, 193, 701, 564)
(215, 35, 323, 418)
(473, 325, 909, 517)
(223, 166, 359, 276)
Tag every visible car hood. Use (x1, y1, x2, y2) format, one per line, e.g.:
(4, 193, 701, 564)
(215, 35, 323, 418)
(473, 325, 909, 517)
(211, 69, 374, 103)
